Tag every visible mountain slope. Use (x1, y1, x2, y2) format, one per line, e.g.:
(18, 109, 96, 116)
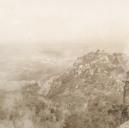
(47, 50, 129, 128)
(48, 50, 128, 101)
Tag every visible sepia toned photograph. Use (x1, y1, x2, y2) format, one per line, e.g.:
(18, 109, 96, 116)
(0, 0, 129, 128)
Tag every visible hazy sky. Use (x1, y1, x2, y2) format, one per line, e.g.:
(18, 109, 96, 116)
(0, 0, 129, 91)
(0, 0, 129, 51)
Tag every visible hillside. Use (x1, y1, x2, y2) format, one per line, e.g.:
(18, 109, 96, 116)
(48, 50, 129, 101)
(0, 50, 129, 128)
(47, 50, 129, 128)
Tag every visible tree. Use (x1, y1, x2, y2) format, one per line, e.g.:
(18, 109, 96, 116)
(108, 72, 129, 125)
(120, 80, 129, 123)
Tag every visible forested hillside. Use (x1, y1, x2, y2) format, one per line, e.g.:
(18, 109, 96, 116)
(0, 50, 129, 128)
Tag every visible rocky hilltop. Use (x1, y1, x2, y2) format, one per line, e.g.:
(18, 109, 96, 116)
(47, 50, 129, 128)
(48, 50, 129, 101)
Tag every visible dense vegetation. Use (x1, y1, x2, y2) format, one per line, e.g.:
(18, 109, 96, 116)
(0, 50, 129, 128)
